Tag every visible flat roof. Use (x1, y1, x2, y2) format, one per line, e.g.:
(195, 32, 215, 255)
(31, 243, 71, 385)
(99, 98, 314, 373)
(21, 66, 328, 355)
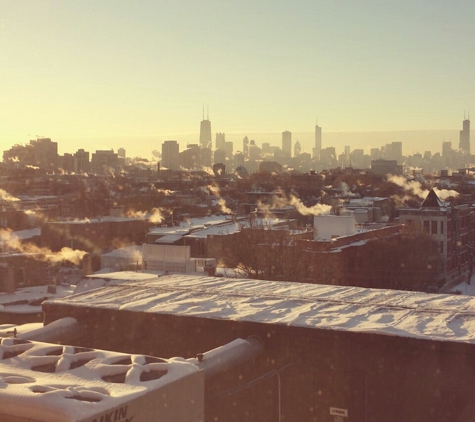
(45, 273, 475, 344)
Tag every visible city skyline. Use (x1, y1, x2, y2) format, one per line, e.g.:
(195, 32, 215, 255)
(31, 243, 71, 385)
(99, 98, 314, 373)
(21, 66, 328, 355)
(1, 1, 475, 157)
(16, 126, 474, 159)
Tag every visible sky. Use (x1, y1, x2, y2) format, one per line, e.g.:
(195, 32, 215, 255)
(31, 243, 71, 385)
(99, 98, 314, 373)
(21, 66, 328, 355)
(1, 0, 475, 158)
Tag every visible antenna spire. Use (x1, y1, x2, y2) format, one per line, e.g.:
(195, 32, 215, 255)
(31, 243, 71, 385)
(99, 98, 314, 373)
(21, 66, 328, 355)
(202, 105, 204, 120)
(207, 104, 209, 120)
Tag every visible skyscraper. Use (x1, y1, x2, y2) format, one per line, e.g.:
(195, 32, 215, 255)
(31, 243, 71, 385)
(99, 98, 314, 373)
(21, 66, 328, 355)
(199, 107, 212, 150)
(314, 121, 322, 159)
(215, 133, 225, 150)
(161, 140, 180, 170)
(294, 140, 301, 156)
(459, 116, 470, 153)
(243, 136, 249, 158)
(282, 131, 292, 157)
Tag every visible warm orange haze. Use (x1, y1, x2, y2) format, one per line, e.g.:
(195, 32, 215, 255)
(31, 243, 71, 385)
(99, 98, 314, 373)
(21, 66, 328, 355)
(1, 1, 474, 157)
(2, 1, 475, 422)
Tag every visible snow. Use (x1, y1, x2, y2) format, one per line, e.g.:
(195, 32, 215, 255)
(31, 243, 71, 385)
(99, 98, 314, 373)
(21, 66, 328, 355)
(0, 285, 75, 315)
(101, 245, 141, 258)
(153, 234, 184, 243)
(13, 228, 41, 240)
(148, 215, 232, 236)
(49, 216, 147, 224)
(0, 338, 200, 422)
(45, 272, 475, 344)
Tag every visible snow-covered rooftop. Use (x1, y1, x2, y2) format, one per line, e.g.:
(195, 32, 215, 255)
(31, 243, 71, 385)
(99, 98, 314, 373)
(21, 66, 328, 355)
(100, 245, 141, 259)
(13, 228, 41, 240)
(0, 285, 75, 315)
(46, 273, 475, 344)
(49, 216, 147, 224)
(147, 215, 235, 236)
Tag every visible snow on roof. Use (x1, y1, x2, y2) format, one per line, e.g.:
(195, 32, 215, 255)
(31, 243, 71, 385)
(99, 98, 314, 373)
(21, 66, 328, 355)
(13, 228, 41, 240)
(147, 215, 236, 236)
(101, 245, 142, 258)
(148, 226, 191, 236)
(184, 218, 292, 239)
(154, 234, 183, 244)
(0, 285, 75, 315)
(49, 216, 147, 224)
(45, 273, 475, 344)
(184, 222, 240, 238)
(0, 338, 200, 422)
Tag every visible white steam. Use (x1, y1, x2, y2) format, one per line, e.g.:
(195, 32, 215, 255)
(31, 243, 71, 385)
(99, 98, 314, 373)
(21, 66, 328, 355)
(260, 189, 331, 217)
(0, 229, 86, 265)
(0, 189, 20, 202)
(208, 184, 232, 214)
(126, 208, 165, 224)
(387, 175, 459, 201)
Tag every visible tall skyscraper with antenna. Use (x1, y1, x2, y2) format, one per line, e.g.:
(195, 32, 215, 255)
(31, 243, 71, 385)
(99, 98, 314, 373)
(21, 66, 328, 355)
(199, 106, 212, 150)
(459, 114, 470, 153)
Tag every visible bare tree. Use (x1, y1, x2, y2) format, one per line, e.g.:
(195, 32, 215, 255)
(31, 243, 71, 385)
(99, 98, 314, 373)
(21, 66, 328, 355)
(221, 220, 311, 282)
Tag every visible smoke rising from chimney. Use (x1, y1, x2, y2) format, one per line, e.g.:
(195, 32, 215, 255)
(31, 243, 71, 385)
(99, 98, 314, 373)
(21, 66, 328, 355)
(259, 189, 331, 217)
(388, 175, 459, 201)
(207, 183, 232, 214)
(0, 189, 20, 202)
(0, 229, 86, 265)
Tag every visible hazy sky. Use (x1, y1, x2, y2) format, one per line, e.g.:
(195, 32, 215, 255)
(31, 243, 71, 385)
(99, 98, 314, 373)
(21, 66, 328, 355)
(1, 0, 474, 157)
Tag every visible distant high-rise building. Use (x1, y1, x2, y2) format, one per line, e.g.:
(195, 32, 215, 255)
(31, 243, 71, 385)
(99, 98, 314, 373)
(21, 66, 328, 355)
(215, 133, 225, 150)
(370, 148, 381, 160)
(442, 141, 452, 157)
(214, 149, 226, 165)
(60, 153, 74, 172)
(383, 142, 403, 164)
(161, 140, 180, 170)
(344, 146, 350, 161)
(243, 137, 249, 158)
(314, 121, 322, 159)
(33, 138, 58, 170)
(249, 144, 261, 161)
(199, 108, 212, 149)
(459, 116, 470, 153)
(294, 140, 301, 156)
(200, 147, 212, 168)
(73, 149, 90, 173)
(282, 131, 292, 157)
(234, 152, 245, 169)
(91, 149, 119, 174)
(181, 144, 201, 170)
(118, 148, 126, 159)
(224, 141, 233, 160)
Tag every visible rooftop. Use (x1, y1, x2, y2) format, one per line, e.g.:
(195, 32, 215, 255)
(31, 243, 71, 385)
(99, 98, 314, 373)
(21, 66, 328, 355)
(46, 273, 475, 345)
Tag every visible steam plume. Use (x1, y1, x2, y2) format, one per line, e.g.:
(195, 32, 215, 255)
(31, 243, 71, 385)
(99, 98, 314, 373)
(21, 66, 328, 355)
(387, 175, 459, 201)
(0, 229, 86, 265)
(259, 189, 331, 217)
(0, 189, 20, 202)
(208, 184, 232, 214)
